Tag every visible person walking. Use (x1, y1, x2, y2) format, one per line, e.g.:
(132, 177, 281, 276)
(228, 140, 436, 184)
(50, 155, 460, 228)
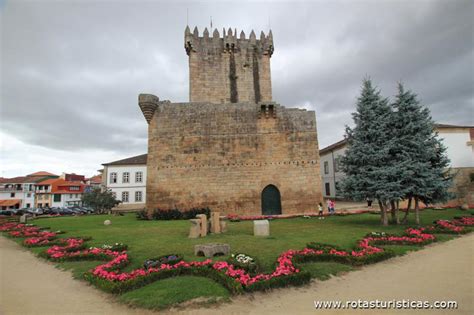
(318, 202, 324, 219)
(366, 197, 373, 209)
(326, 199, 332, 215)
(330, 199, 336, 214)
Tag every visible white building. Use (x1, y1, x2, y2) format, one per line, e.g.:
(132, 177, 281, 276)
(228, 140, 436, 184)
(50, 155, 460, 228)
(0, 172, 58, 209)
(319, 124, 474, 205)
(102, 154, 147, 211)
(319, 139, 347, 199)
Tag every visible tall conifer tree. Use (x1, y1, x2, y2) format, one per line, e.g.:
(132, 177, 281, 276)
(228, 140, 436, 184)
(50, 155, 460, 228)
(341, 79, 403, 226)
(391, 83, 452, 224)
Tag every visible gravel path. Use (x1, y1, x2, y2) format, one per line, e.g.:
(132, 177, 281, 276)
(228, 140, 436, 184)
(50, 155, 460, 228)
(1, 234, 473, 315)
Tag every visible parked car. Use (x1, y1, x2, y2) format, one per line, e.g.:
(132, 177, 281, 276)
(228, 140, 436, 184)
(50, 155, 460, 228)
(0, 210, 14, 216)
(82, 206, 95, 214)
(14, 208, 31, 216)
(27, 208, 44, 215)
(59, 207, 75, 215)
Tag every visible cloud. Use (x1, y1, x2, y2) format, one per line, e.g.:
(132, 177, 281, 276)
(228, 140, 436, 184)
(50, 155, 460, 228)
(1, 0, 472, 176)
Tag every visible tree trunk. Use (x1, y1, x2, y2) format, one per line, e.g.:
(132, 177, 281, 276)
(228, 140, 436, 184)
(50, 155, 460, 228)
(414, 196, 420, 225)
(378, 199, 388, 226)
(401, 197, 412, 224)
(390, 200, 400, 224)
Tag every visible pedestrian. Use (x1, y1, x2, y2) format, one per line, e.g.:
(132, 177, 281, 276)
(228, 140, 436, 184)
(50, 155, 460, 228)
(330, 199, 336, 214)
(326, 199, 331, 215)
(366, 197, 373, 209)
(318, 202, 325, 219)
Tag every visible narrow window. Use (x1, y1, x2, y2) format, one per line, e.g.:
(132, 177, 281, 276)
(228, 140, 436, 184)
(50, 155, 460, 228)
(110, 172, 117, 184)
(135, 172, 143, 183)
(325, 183, 331, 196)
(122, 191, 129, 203)
(135, 191, 143, 202)
(324, 161, 329, 174)
(123, 172, 130, 184)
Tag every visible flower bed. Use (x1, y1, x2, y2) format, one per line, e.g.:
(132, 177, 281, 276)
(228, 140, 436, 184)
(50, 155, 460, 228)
(0, 215, 472, 296)
(143, 254, 183, 269)
(227, 253, 260, 273)
(227, 210, 370, 221)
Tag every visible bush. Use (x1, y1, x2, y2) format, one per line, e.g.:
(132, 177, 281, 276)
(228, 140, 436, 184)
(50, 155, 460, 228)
(143, 254, 183, 269)
(136, 210, 148, 220)
(227, 253, 261, 274)
(137, 207, 211, 220)
(244, 271, 311, 292)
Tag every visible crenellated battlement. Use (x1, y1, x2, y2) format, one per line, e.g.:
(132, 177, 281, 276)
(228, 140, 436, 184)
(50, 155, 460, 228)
(184, 26, 274, 57)
(185, 26, 273, 104)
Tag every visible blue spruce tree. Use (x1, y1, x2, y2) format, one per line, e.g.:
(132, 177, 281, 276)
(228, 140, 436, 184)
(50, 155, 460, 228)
(391, 83, 452, 224)
(341, 79, 403, 226)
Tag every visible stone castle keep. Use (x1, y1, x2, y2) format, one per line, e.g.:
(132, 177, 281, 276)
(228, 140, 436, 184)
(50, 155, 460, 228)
(139, 26, 323, 215)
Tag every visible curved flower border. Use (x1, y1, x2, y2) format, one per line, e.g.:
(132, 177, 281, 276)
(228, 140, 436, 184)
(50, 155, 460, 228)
(0, 216, 472, 294)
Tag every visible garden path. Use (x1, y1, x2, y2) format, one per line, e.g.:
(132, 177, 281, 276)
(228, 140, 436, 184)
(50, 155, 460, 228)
(1, 234, 472, 315)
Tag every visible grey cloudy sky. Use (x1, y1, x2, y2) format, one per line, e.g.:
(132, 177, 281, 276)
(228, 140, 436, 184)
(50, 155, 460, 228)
(1, 0, 473, 178)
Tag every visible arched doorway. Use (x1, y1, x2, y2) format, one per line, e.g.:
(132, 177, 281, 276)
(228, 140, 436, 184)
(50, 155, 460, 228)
(261, 185, 282, 215)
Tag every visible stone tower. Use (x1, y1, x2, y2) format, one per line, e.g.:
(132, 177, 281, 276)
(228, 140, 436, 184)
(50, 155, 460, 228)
(139, 26, 323, 216)
(185, 26, 273, 104)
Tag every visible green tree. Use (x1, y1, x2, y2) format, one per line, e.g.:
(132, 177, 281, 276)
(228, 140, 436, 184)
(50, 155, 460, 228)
(81, 188, 121, 213)
(391, 83, 452, 224)
(341, 78, 404, 226)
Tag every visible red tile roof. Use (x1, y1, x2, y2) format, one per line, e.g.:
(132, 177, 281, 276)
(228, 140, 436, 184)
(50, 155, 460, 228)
(28, 171, 58, 177)
(0, 199, 21, 207)
(88, 174, 102, 183)
(36, 178, 61, 185)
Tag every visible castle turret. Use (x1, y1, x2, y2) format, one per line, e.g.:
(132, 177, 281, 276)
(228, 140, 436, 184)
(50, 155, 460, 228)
(184, 26, 274, 104)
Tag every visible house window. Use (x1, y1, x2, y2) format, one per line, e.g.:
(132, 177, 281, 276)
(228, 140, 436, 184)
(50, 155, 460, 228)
(26, 203, 30, 208)
(135, 191, 142, 202)
(10, 193, 15, 198)
(27, 193, 31, 198)
(75, 194, 78, 198)
(324, 161, 329, 174)
(122, 191, 129, 203)
(135, 171, 143, 183)
(54, 194, 61, 202)
(334, 156, 341, 172)
(70, 186, 80, 191)
(325, 183, 331, 196)
(111, 192, 117, 199)
(70, 194, 73, 198)
(110, 172, 117, 184)
(123, 172, 130, 183)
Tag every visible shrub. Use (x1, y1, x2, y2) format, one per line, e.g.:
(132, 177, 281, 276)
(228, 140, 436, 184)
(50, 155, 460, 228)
(146, 207, 211, 220)
(227, 253, 261, 274)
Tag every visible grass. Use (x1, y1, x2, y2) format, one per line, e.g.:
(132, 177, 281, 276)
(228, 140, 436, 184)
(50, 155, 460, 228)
(9, 208, 470, 309)
(118, 276, 230, 310)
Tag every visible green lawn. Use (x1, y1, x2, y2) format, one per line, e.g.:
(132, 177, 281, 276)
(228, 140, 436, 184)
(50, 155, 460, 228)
(13, 208, 470, 310)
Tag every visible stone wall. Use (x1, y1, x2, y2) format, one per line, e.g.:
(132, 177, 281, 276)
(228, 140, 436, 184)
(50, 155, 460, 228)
(144, 100, 323, 215)
(185, 27, 273, 104)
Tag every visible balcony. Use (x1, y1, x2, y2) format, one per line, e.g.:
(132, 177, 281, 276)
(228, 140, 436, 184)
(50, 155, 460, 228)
(0, 187, 25, 192)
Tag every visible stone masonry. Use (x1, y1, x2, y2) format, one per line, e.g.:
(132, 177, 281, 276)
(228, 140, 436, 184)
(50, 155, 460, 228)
(139, 26, 323, 216)
(185, 26, 273, 104)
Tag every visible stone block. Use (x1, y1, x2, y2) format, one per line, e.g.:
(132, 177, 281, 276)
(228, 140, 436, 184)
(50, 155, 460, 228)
(188, 219, 201, 238)
(194, 243, 230, 257)
(210, 212, 221, 234)
(19, 214, 27, 224)
(253, 220, 269, 236)
(219, 216, 228, 233)
(196, 214, 207, 237)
